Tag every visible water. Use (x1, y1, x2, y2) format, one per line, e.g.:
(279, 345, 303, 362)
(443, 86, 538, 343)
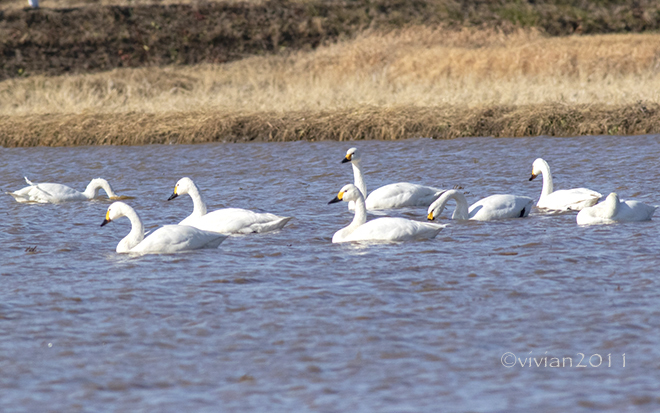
(1, 136, 660, 412)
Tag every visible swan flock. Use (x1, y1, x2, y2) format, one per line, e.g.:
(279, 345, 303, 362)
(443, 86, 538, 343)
(7, 150, 655, 253)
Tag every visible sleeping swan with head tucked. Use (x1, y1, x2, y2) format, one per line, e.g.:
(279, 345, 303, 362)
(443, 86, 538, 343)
(426, 190, 534, 221)
(576, 192, 656, 225)
(168, 177, 292, 234)
(8, 177, 121, 203)
(328, 184, 445, 243)
(101, 201, 226, 254)
(342, 148, 446, 210)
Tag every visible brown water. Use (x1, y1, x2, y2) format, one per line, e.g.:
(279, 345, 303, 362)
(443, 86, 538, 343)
(1, 136, 659, 412)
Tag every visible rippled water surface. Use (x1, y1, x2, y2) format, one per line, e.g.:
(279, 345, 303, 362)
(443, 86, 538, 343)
(2, 136, 660, 412)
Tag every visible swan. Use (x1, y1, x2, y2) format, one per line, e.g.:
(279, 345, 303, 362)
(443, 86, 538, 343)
(427, 189, 534, 221)
(529, 158, 602, 211)
(342, 148, 446, 210)
(7, 177, 121, 204)
(576, 192, 656, 225)
(328, 184, 445, 243)
(101, 201, 227, 254)
(167, 177, 292, 234)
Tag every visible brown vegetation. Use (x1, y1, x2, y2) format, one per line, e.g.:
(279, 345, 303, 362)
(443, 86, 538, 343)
(2, 0, 660, 80)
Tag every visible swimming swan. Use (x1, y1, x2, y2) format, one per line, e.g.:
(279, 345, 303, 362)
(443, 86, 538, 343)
(342, 148, 446, 210)
(427, 189, 534, 221)
(8, 177, 121, 203)
(328, 184, 445, 243)
(167, 177, 292, 234)
(576, 192, 656, 225)
(529, 158, 602, 211)
(101, 201, 227, 254)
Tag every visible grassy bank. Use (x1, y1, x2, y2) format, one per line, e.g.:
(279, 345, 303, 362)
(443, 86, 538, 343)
(1, 103, 658, 147)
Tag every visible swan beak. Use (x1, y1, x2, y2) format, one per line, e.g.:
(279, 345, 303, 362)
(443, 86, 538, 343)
(101, 211, 112, 227)
(168, 190, 178, 201)
(427, 212, 434, 221)
(328, 191, 344, 204)
(341, 155, 352, 163)
(529, 173, 538, 181)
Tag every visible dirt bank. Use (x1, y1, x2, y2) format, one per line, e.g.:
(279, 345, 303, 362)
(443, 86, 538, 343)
(2, 0, 659, 80)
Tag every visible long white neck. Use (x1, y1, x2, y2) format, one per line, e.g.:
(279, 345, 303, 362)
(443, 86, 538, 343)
(429, 190, 470, 220)
(537, 160, 554, 198)
(186, 183, 207, 217)
(84, 180, 118, 199)
(116, 206, 144, 253)
(351, 161, 367, 201)
(603, 193, 619, 217)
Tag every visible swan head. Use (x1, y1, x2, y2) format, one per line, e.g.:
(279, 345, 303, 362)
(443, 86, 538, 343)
(168, 177, 196, 200)
(328, 184, 361, 204)
(529, 158, 547, 181)
(101, 201, 130, 226)
(342, 147, 361, 164)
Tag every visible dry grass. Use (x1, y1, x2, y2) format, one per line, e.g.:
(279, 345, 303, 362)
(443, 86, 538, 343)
(2, 27, 660, 146)
(0, 0, 268, 10)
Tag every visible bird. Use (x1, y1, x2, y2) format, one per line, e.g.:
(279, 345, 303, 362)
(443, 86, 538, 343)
(427, 189, 534, 221)
(167, 177, 292, 234)
(341, 147, 446, 210)
(328, 184, 445, 243)
(7, 177, 121, 204)
(576, 192, 656, 225)
(529, 158, 602, 211)
(101, 201, 226, 254)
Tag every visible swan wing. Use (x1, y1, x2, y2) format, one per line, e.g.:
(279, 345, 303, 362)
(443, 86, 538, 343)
(131, 225, 226, 254)
(365, 183, 445, 210)
(8, 182, 82, 203)
(181, 208, 291, 234)
(538, 188, 602, 211)
(344, 217, 444, 242)
(616, 201, 656, 222)
(469, 195, 535, 221)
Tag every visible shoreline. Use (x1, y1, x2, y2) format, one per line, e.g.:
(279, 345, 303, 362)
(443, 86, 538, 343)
(2, 103, 657, 147)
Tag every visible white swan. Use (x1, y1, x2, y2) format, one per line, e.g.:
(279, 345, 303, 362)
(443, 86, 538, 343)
(7, 177, 121, 204)
(101, 201, 227, 254)
(427, 189, 534, 221)
(576, 193, 656, 225)
(167, 177, 292, 234)
(342, 148, 446, 210)
(529, 158, 602, 211)
(328, 184, 445, 243)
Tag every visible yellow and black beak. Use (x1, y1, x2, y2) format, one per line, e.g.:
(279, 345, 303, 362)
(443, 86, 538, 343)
(328, 191, 344, 204)
(101, 210, 112, 227)
(427, 211, 434, 221)
(167, 187, 179, 201)
(341, 154, 352, 164)
(529, 173, 538, 181)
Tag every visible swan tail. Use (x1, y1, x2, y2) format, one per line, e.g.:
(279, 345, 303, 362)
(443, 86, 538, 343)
(245, 216, 293, 234)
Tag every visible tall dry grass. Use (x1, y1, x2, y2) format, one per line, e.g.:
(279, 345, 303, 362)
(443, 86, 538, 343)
(2, 27, 660, 116)
(2, 27, 660, 145)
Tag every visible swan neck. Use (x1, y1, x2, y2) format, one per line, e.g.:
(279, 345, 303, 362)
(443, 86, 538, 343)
(118, 206, 144, 252)
(84, 180, 118, 199)
(539, 162, 554, 197)
(430, 190, 469, 220)
(351, 162, 367, 200)
(188, 183, 207, 217)
(348, 191, 368, 229)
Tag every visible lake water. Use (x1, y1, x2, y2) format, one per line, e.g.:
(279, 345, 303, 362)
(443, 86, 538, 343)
(1, 135, 659, 412)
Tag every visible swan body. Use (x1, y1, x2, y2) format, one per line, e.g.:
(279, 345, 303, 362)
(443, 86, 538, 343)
(576, 193, 656, 225)
(168, 177, 292, 234)
(427, 190, 534, 221)
(101, 201, 226, 254)
(529, 158, 602, 211)
(329, 184, 445, 243)
(8, 177, 120, 204)
(342, 148, 446, 210)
